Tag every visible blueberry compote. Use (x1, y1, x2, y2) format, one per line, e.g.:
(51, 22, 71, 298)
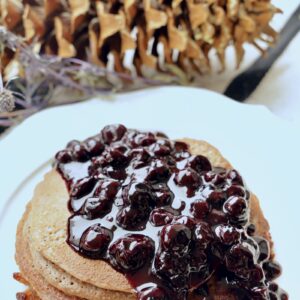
(55, 124, 287, 300)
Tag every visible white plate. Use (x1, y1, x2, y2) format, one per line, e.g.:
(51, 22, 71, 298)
(0, 87, 299, 299)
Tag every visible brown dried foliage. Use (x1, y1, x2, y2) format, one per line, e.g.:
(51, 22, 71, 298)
(0, 0, 280, 80)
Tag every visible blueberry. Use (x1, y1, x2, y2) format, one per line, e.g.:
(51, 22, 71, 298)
(269, 283, 279, 292)
(55, 149, 73, 163)
(208, 209, 228, 225)
(269, 291, 278, 300)
(172, 216, 196, 230)
(173, 151, 191, 161)
(247, 224, 256, 236)
(124, 182, 155, 210)
(98, 180, 120, 200)
(116, 206, 149, 230)
(101, 124, 127, 144)
(83, 195, 112, 218)
(207, 190, 226, 207)
(226, 170, 244, 186)
(110, 143, 130, 153)
(204, 169, 227, 186)
(172, 141, 190, 161)
(72, 143, 90, 162)
(146, 160, 171, 182)
(149, 139, 172, 156)
(149, 208, 176, 226)
(214, 224, 241, 245)
(154, 251, 189, 288)
(203, 171, 216, 183)
(211, 241, 227, 260)
(160, 224, 192, 252)
(108, 149, 129, 168)
(130, 148, 151, 160)
(187, 155, 212, 173)
(155, 131, 169, 139)
(153, 183, 174, 206)
(109, 235, 154, 272)
(248, 286, 269, 299)
(190, 249, 207, 272)
(248, 264, 265, 282)
(134, 132, 156, 146)
(138, 287, 170, 300)
(130, 148, 151, 168)
(91, 155, 109, 169)
(193, 222, 213, 249)
(280, 291, 289, 300)
(105, 167, 127, 180)
(169, 274, 188, 289)
(225, 185, 246, 198)
(263, 261, 282, 281)
(223, 196, 248, 220)
(254, 237, 270, 262)
(174, 168, 201, 190)
(225, 243, 256, 272)
(84, 137, 105, 156)
(190, 200, 210, 220)
(173, 141, 188, 152)
(79, 224, 112, 258)
(66, 139, 80, 148)
(71, 177, 96, 199)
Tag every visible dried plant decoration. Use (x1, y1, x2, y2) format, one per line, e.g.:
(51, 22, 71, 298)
(0, 0, 281, 128)
(0, 0, 281, 81)
(0, 27, 162, 127)
(0, 83, 15, 113)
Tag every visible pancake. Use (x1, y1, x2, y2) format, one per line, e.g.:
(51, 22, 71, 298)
(15, 204, 79, 300)
(16, 203, 135, 300)
(27, 139, 237, 291)
(15, 135, 281, 300)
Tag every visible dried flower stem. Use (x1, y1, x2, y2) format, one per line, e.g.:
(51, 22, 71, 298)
(0, 26, 166, 127)
(0, 69, 3, 92)
(0, 119, 14, 127)
(0, 107, 39, 117)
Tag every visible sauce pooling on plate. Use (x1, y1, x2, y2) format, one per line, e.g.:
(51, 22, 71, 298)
(55, 124, 287, 300)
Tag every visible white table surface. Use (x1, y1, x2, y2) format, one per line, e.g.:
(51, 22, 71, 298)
(1, 88, 300, 299)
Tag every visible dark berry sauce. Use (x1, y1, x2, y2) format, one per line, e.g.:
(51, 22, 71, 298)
(55, 124, 287, 300)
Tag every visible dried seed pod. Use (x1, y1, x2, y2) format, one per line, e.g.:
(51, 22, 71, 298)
(0, 0, 281, 83)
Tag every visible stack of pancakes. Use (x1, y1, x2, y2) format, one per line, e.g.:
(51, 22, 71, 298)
(15, 139, 271, 300)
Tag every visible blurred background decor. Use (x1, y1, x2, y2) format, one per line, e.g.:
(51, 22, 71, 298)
(0, 0, 283, 129)
(1, 0, 280, 78)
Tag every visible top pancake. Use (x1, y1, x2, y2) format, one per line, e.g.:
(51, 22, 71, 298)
(24, 138, 271, 295)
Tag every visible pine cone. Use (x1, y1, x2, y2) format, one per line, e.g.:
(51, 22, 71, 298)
(0, 0, 281, 81)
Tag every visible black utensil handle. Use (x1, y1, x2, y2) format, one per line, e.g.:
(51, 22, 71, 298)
(224, 4, 300, 102)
